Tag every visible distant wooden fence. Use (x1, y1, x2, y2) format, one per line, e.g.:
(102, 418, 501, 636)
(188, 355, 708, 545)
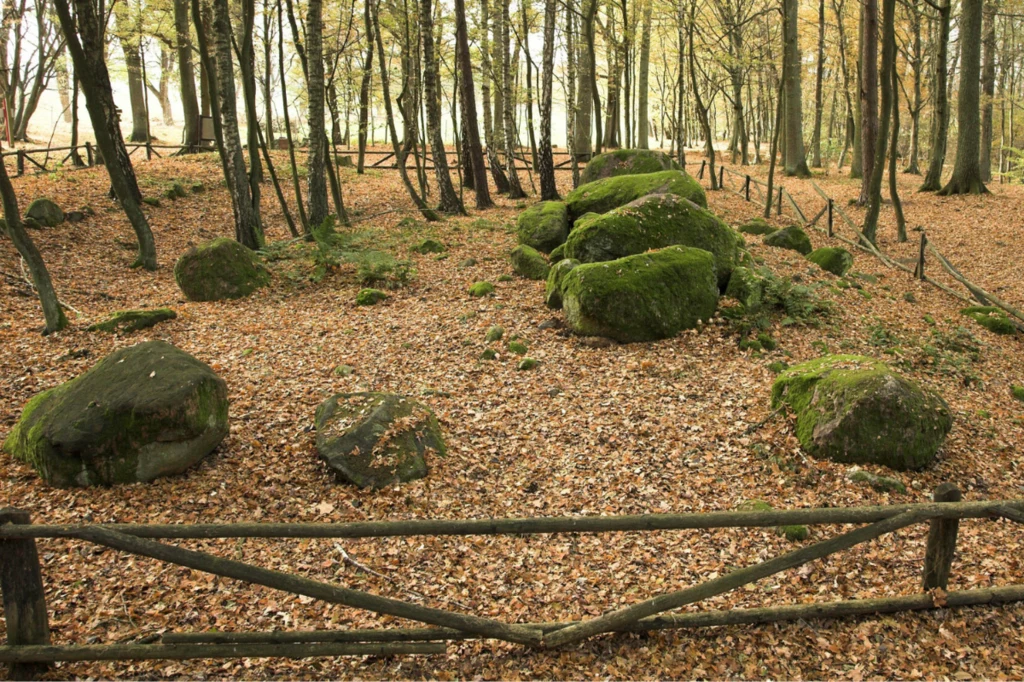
(2, 485, 1024, 675)
(704, 161, 1024, 332)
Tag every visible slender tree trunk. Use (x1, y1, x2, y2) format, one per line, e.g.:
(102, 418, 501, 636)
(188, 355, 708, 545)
(859, 0, 879, 196)
(454, 0, 491, 206)
(421, 0, 465, 213)
(175, 0, 201, 149)
(500, 0, 526, 198)
(863, 0, 894, 242)
(574, 0, 596, 158)
(811, 0, 825, 167)
(305, 0, 330, 226)
(920, 0, 950, 190)
(277, 0, 308, 232)
(979, 0, 995, 183)
(637, 1, 652, 150)
(357, 0, 373, 173)
(890, 52, 906, 241)
(0, 152, 67, 333)
(117, 19, 150, 143)
(479, 0, 510, 192)
(783, 0, 810, 177)
(522, 0, 538, 170)
(538, 0, 558, 199)
(688, 0, 716, 189)
(52, 0, 157, 269)
(903, 0, 922, 173)
(938, 0, 987, 194)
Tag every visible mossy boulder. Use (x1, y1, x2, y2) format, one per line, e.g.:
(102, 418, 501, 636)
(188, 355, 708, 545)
(738, 217, 777, 236)
(510, 245, 550, 280)
(87, 308, 177, 333)
(485, 325, 505, 342)
(807, 247, 854, 276)
(468, 281, 495, 297)
(411, 238, 446, 254)
(565, 170, 707, 221)
(763, 225, 813, 255)
(516, 201, 569, 253)
(960, 306, 1017, 335)
(545, 258, 580, 309)
(25, 198, 64, 227)
(561, 246, 719, 343)
(771, 355, 952, 470)
(314, 392, 446, 489)
(725, 266, 766, 311)
(174, 238, 270, 302)
(548, 243, 566, 262)
(3, 341, 228, 487)
(563, 193, 741, 288)
(356, 288, 389, 305)
(579, 149, 682, 184)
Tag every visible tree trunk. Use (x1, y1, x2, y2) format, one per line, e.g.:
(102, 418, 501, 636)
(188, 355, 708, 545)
(858, 0, 878, 197)
(938, 0, 987, 194)
(454, 0, 491, 206)
(237, 0, 265, 237)
(979, 0, 995, 183)
(522, 0, 538, 170)
(574, 0, 597, 158)
(920, 0, 950, 191)
(637, 1, 652, 150)
(863, 0, 894, 242)
(0, 153, 68, 333)
(357, 0, 373, 174)
(688, 0, 716, 189)
(277, 0, 309, 232)
(56, 57, 73, 123)
(538, 0, 558, 199)
(305, 0, 330, 226)
(53, 0, 157, 270)
(479, 0, 510, 192)
(783, 0, 810, 177)
(500, 0, 526, 198)
(903, 0, 922, 174)
(811, 0, 825, 167)
(175, 0, 201, 149)
(421, 0, 466, 213)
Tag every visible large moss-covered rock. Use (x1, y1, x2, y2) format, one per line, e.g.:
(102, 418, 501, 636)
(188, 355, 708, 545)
(545, 258, 580, 309)
(807, 247, 854, 276)
(25, 198, 64, 227)
(87, 308, 177, 333)
(174, 238, 270, 301)
(565, 170, 707, 221)
(3, 341, 228, 487)
(510, 244, 550, 280)
(314, 392, 446, 489)
(579, 149, 682, 184)
(771, 355, 952, 471)
(516, 201, 568, 253)
(561, 246, 719, 343)
(563, 193, 741, 288)
(764, 225, 813, 255)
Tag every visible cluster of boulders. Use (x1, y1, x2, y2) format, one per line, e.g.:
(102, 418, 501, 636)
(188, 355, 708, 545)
(514, 150, 744, 343)
(739, 217, 854, 277)
(5, 339, 445, 489)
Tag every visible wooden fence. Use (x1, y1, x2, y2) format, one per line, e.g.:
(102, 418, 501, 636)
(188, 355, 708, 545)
(2, 486, 1024, 675)
(704, 161, 1024, 332)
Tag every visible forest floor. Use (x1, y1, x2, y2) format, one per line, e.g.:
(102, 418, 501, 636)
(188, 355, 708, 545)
(2, 150, 1024, 679)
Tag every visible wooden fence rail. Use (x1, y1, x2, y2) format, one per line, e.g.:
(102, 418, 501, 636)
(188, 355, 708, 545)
(2, 486, 1024, 674)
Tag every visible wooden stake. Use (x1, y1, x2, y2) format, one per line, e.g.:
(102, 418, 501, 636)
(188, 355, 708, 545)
(745, 175, 751, 201)
(917, 233, 927, 280)
(922, 483, 962, 590)
(827, 198, 834, 237)
(0, 509, 50, 680)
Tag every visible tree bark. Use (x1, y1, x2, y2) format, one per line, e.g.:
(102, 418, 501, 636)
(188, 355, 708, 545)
(52, 0, 158, 270)
(783, 0, 810, 177)
(174, 0, 201, 149)
(979, 0, 995, 183)
(919, 0, 950, 191)
(573, 0, 597, 158)
(863, 0, 895, 243)
(357, 0, 374, 173)
(538, 0, 558, 199)
(811, 0, 825, 167)
(938, 0, 987, 194)
(479, 0, 511, 192)
(454, 0, 491, 206)
(500, 0, 526, 198)
(305, 0, 330, 226)
(858, 0, 878, 198)
(637, 1, 652, 150)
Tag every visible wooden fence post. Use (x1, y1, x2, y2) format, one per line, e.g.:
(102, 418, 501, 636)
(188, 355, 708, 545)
(85, 142, 94, 167)
(0, 509, 50, 680)
(916, 233, 927, 280)
(15, 151, 24, 177)
(745, 175, 751, 201)
(922, 483, 961, 590)
(698, 160, 706, 179)
(776, 186, 783, 216)
(718, 165, 724, 189)
(827, 199, 834, 237)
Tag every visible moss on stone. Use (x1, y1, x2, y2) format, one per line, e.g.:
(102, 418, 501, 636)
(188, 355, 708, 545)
(516, 201, 569, 253)
(563, 193, 740, 288)
(1013, 385, 1024, 402)
(561, 246, 719, 343)
(87, 308, 177, 333)
(771, 354, 952, 470)
(517, 358, 539, 370)
(411, 238, 446, 254)
(485, 325, 505, 342)
(767, 361, 789, 374)
(848, 470, 907, 494)
(579, 149, 682, 184)
(565, 170, 707, 221)
(764, 225, 813, 255)
(807, 247, 854, 276)
(469, 281, 495, 297)
(548, 243, 567, 262)
(510, 245, 550, 280)
(960, 306, 1017, 335)
(738, 217, 777, 235)
(724, 266, 766, 311)
(545, 258, 580, 309)
(356, 288, 389, 305)
(480, 348, 497, 360)
(25, 198, 64, 227)
(174, 238, 270, 302)
(508, 340, 528, 355)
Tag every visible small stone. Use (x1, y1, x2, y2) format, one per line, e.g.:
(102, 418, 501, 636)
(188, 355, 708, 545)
(485, 325, 505, 342)
(480, 349, 497, 360)
(356, 288, 389, 306)
(517, 358, 538, 370)
(538, 318, 562, 330)
(411, 238, 445, 254)
(333, 364, 355, 377)
(458, 258, 478, 268)
(579, 336, 617, 349)
(507, 340, 528, 355)
(468, 281, 495, 297)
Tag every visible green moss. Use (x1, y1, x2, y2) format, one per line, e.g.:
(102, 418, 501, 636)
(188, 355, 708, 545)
(87, 308, 177, 333)
(739, 338, 762, 352)
(757, 332, 777, 350)
(807, 247, 854, 276)
(333, 364, 355, 376)
(411, 238, 445, 254)
(579, 149, 681, 184)
(356, 288, 389, 305)
(960, 306, 1017, 335)
(561, 246, 719, 343)
(191, 182, 206, 193)
(563, 193, 741, 288)
(174, 238, 270, 302)
(738, 217, 777, 235)
(142, 197, 161, 207)
(763, 225, 812, 255)
(903, 292, 917, 303)
(517, 358, 539, 370)
(1012, 385, 1024, 402)
(767, 361, 789, 374)
(469, 281, 495, 297)
(516, 201, 568, 252)
(848, 470, 907, 494)
(508, 340, 528, 355)
(565, 170, 707, 220)
(736, 500, 807, 542)
(510, 245, 550, 280)
(771, 355, 952, 470)
(724, 267, 765, 312)
(459, 258, 478, 268)
(549, 243, 567, 262)
(480, 349, 497, 360)
(25, 198, 64, 226)
(545, 258, 580, 309)
(485, 325, 505, 342)
(497, 274, 513, 282)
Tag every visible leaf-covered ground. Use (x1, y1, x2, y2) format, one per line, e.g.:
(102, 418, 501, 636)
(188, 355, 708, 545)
(2, 151, 1024, 679)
